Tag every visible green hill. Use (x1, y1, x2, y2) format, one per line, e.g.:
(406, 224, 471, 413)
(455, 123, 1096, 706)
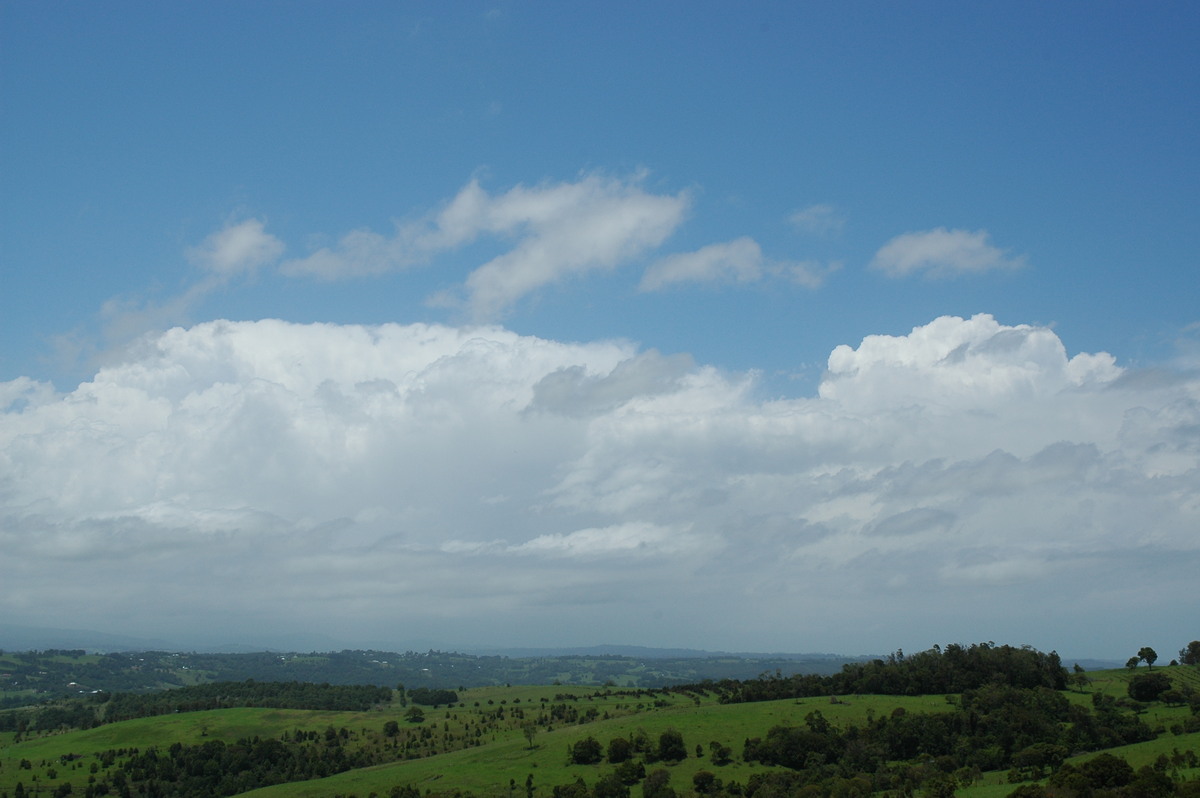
(1, 647, 1197, 798)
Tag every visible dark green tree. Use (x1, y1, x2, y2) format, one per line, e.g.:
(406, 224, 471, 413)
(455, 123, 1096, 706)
(692, 772, 719, 795)
(1079, 753, 1134, 789)
(1128, 672, 1172, 702)
(1070, 663, 1090, 692)
(642, 769, 675, 798)
(593, 772, 630, 798)
(922, 772, 957, 798)
(522, 720, 538, 749)
(1012, 743, 1068, 779)
(607, 736, 633, 764)
(656, 729, 687, 762)
(709, 741, 732, 766)
(552, 777, 589, 798)
(1138, 647, 1158, 670)
(570, 736, 603, 765)
(615, 760, 646, 786)
(1180, 641, 1200, 666)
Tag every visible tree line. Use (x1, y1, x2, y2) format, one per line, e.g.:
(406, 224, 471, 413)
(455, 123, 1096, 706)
(0, 680, 392, 733)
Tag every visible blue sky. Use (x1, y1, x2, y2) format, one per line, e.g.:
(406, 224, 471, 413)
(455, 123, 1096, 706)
(1, 2, 1197, 658)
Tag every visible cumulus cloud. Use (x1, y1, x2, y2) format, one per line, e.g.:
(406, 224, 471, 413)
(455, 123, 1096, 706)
(2, 314, 1196, 652)
(640, 237, 764, 290)
(59, 220, 286, 371)
(281, 173, 690, 318)
(640, 237, 835, 291)
(789, 203, 845, 236)
(186, 219, 285, 277)
(870, 227, 1025, 278)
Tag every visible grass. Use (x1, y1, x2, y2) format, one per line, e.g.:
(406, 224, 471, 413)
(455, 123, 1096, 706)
(2, 671, 1197, 798)
(0, 706, 390, 793)
(239, 693, 959, 798)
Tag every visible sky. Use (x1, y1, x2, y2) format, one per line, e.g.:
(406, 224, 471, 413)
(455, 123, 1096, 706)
(1, 2, 1198, 660)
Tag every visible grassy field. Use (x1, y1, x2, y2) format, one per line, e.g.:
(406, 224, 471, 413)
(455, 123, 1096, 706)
(0, 685, 952, 797)
(1, 667, 1197, 798)
(238, 693, 958, 798)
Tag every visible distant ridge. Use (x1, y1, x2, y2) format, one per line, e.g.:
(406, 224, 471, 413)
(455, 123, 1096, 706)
(0, 623, 173, 652)
(464, 644, 868, 660)
(0, 624, 1131, 668)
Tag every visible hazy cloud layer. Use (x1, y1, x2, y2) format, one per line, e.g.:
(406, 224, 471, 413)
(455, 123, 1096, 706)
(2, 315, 1195, 652)
(871, 228, 1025, 278)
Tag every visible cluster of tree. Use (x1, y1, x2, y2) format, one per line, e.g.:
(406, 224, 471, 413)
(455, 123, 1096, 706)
(405, 687, 459, 706)
(515, 690, 1192, 798)
(516, 673, 1193, 798)
(1124, 642, 1200, 670)
(4, 641, 1196, 710)
(694, 643, 1069, 704)
(1009, 750, 1200, 798)
(60, 732, 389, 798)
(569, 729, 689, 767)
(0, 680, 392, 733)
(0, 647, 863, 703)
(744, 684, 1160, 777)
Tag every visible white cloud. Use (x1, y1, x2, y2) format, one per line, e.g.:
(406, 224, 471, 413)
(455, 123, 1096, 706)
(186, 219, 284, 277)
(510, 521, 704, 558)
(789, 203, 845, 236)
(453, 175, 689, 318)
(60, 220, 286, 370)
(280, 228, 404, 279)
(870, 227, 1025, 278)
(640, 238, 836, 292)
(2, 314, 1196, 652)
(281, 173, 690, 318)
(640, 237, 763, 290)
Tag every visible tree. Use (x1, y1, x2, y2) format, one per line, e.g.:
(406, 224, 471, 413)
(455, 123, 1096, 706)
(404, 706, 425, 723)
(642, 770, 675, 798)
(383, 720, 400, 737)
(593, 772, 630, 798)
(1125, 657, 1140, 670)
(709, 741, 732, 766)
(692, 772, 719, 795)
(656, 729, 687, 762)
(1079, 753, 1134, 789)
(1138, 647, 1158, 671)
(1180, 641, 1200, 666)
(1013, 743, 1069, 779)
(922, 772, 957, 798)
(522, 720, 538, 749)
(553, 777, 589, 798)
(607, 736, 633, 764)
(1128, 672, 1172, 702)
(570, 736, 603, 765)
(615, 760, 646, 786)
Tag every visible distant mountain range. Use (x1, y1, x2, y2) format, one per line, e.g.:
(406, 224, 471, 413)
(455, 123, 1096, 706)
(463, 644, 864, 660)
(0, 623, 1125, 670)
(0, 623, 174, 653)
